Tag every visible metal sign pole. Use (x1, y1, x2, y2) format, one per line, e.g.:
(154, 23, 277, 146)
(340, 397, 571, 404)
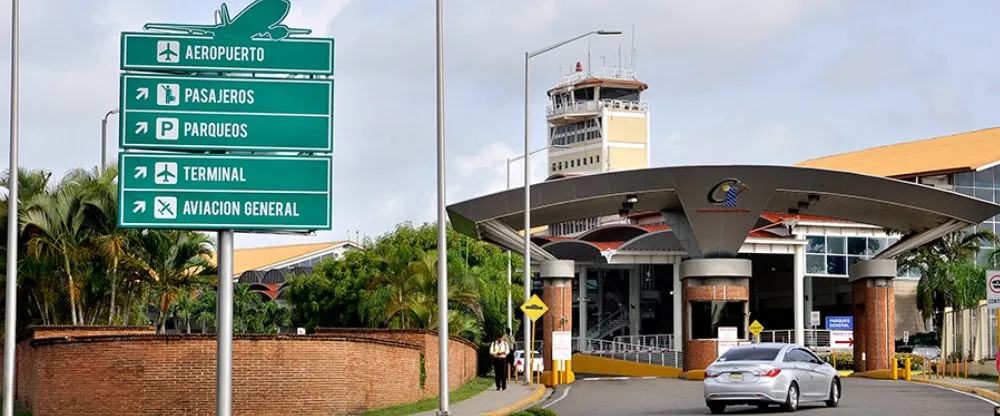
(434, 0, 450, 414)
(1, 1, 18, 415)
(216, 230, 234, 416)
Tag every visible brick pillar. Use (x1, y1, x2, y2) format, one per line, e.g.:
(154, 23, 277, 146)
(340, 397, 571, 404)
(850, 259, 896, 372)
(541, 260, 574, 386)
(680, 258, 752, 372)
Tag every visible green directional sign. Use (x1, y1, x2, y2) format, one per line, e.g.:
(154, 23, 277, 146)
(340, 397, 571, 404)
(119, 74, 333, 152)
(117, 153, 332, 230)
(120, 32, 334, 75)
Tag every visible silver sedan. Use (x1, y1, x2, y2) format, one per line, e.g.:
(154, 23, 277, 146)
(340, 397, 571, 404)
(703, 343, 841, 413)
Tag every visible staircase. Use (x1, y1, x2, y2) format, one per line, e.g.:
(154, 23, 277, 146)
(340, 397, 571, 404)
(588, 306, 630, 340)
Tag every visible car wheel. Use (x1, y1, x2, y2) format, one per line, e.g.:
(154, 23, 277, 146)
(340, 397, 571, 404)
(781, 382, 799, 412)
(825, 379, 841, 407)
(707, 402, 726, 414)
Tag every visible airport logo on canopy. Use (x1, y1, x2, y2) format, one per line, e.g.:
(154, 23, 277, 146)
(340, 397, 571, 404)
(708, 178, 749, 207)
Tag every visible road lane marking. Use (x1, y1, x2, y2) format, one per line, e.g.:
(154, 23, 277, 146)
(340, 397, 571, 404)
(923, 383, 999, 406)
(542, 386, 572, 409)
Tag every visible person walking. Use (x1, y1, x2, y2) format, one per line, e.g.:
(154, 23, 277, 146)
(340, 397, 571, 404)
(490, 334, 510, 390)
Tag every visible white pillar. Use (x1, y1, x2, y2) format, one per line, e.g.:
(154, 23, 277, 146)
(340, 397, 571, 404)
(793, 240, 805, 346)
(672, 257, 682, 351)
(629, 266, 641, 335)
(578, 266, 588, 350)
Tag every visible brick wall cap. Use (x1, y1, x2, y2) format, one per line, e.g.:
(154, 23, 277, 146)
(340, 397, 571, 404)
(27, 333, 423, 351)
(17, 325, 157, 342)
(314, 327, 479, 350)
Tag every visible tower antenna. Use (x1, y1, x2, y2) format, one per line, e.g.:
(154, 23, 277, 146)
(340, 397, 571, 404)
(587, 37, 592, 73)
(630, 24, 636, 70)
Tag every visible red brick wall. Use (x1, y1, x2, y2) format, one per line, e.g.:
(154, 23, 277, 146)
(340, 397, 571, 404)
(313, 328, 478, 396)
(12, 327, 471, 415)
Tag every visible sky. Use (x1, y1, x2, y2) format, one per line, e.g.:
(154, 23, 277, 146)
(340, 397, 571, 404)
(0, 0, 998, 248)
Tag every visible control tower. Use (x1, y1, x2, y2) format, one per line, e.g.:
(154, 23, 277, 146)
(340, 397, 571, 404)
(544, 61, 650, 237)
(545, 61, 650, 177)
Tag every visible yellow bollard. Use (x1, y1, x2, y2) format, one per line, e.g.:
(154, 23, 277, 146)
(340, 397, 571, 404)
(904, 357, 912, 381)
(891, 358, 899, 380)
(963, 360, 968, 378)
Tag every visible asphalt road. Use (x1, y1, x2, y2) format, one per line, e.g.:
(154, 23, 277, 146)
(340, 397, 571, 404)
(539, 377, 997, 415)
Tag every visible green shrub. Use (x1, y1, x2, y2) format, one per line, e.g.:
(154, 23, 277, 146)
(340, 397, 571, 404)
(816, 352, 854, 371)
(525, 407, 558, 416)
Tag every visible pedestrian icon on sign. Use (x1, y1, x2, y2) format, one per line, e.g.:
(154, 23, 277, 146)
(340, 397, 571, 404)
(157, 84, 180, 106)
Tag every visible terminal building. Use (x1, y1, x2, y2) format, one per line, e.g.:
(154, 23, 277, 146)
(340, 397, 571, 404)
(446, 61, 1000, 375)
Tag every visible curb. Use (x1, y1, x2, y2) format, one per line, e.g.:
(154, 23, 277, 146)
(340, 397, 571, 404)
(482, 384, 548, 416)
(911, 378, 1000, 403)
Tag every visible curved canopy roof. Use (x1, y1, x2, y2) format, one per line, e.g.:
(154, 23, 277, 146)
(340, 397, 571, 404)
(447, 165, 1000, 260)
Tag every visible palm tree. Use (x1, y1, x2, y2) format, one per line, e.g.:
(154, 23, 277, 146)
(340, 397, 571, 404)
(384, 250, 484, 339)
(20, 182, 93, 325)
(132, 230, 216, 332)
(900, 228, 997, 333)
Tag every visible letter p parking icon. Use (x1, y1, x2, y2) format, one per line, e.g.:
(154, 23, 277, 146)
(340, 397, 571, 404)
(155, 117, 179, 141)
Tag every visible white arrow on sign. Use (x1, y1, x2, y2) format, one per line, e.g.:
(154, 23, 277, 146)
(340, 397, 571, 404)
(132, 200, 146, 213)
(135, 121, 148, 135)
(136, 87, 149, 100)
(134, 166, 147, 179)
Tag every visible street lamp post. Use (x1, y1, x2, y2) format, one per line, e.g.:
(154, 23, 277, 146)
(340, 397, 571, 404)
(2, 2, 18, 415)
(522, 29, 620, 385)
(504, 146, 559, 337)
(101, 108, 119, 170)
(434, 0, 449, 414)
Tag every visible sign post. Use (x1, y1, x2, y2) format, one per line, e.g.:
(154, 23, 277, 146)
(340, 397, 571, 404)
(116, 2, 334, 415)
(552, 330, 572, 385)
(986, 270, 1000, 395)
(520, 294, 548, 385)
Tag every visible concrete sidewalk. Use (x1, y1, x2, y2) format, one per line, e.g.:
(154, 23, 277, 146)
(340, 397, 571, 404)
(912, 375, 1000, 403)
(415, 383, 548, 416)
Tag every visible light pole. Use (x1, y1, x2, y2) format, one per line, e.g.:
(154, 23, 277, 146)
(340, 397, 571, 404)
(101, 108, 119, 170)
(504, 145, 561, 337)
(522, 29, 620, 385)
(2, 1, 17, 415)
(434, 0, 449, 414)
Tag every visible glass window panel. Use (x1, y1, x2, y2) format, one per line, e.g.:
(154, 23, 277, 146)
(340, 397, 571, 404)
(827, 255, 847, 275)
(995, 189, 1000, 204)
(976, 188, 993, 202)
(847, 237, 867, 255)
(977, 169, 994, 188)
(994, 166, 1000, 185)
(827, 236, 846, 254)
(869, 238, 887, 256)
(956, 186, 974, 197)
(847, 256, 863, 268)
(955, 172, 974, 186)
(806, 236, 826, 253)
(690, 301, 746, 339)
(806, 254, 826, 274)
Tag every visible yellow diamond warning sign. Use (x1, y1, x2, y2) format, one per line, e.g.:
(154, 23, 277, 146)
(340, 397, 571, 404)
(520, 294, 548, 322)
(749, 320, 764, 336)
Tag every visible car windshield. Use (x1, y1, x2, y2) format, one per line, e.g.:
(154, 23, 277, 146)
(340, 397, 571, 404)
(717, 347, 782, 362)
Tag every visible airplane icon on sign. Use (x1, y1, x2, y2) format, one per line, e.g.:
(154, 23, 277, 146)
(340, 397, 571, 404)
(143, 0, 311, 41)
(156, 41, 180, 63)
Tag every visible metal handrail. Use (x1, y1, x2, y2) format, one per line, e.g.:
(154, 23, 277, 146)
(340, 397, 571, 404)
(546, 99, 648, 117)
(614, 334, 674, 350)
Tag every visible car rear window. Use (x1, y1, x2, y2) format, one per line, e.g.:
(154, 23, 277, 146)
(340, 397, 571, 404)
(717, 347, 781, 362)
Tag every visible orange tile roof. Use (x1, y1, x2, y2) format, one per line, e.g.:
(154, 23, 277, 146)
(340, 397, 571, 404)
(795, 127, 1000, 178)
(210, 241, 351, 276)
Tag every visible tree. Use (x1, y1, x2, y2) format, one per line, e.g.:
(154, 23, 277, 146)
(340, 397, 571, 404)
(900, 228, 997, 333)
(131, 230, 216, 332)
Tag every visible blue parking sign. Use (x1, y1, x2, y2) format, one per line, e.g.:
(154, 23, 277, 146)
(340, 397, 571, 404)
(826, 316, 853, 330)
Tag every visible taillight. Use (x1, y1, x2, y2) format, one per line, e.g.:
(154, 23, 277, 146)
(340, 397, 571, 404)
(761, 368, 781, 377)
